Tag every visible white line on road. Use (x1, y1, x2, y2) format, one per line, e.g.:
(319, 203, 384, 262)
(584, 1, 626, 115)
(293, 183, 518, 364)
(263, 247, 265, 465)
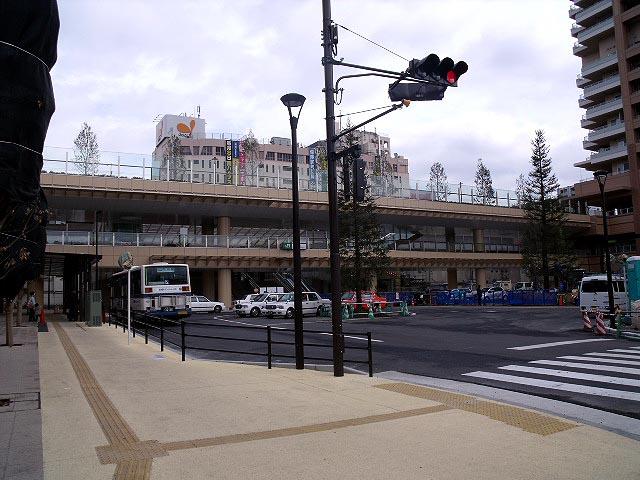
(215, 318, 383, 343)
(498, 365, 640, 387)
(506, 338, 614, 350)
(607, 349, 640, 356)
(584, 352, 640, 360)
(530, 360, 640, 375)
(461, 371, 640, 402)
(558, 356, 640, 366)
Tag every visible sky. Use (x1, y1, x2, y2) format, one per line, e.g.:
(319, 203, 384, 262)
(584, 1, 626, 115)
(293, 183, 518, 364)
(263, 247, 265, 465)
(47, 0, 586, 191)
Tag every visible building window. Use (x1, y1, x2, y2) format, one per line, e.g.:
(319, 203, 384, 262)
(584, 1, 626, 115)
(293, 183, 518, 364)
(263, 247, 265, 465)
(393, 164, 398, 172)
(216, 160, 220, 169)
(202, 146, 212, 155)
(193, 159, 199, 166)
(208, 160, 212, 169)
(215, 146, 225, 156)
(209, 174, 212, 183)
(192, 146, 200, 155)
(283, 165, 292, 172)
(180, 146, 191, 155)
(266, 151, 275, 161)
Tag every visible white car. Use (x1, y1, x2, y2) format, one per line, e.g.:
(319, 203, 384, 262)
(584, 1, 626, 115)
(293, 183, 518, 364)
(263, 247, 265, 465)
(234, 293, 283, 317)
(482, 287, 507, 302)
(263, 292, 330, 318)
(188, 295, 225, 313)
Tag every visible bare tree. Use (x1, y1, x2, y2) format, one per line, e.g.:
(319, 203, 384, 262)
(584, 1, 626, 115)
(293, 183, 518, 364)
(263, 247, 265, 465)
(161, 134, 185, 181)
(241, 130, 260, 185)
(474, 158, 495, 204)
(73, 122, 100, 175)
(429, 162, 448, 201)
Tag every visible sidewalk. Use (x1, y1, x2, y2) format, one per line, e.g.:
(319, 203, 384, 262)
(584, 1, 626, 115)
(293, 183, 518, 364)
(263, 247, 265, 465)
(0, 319, 43, 480)
(40, 321, 640, 480)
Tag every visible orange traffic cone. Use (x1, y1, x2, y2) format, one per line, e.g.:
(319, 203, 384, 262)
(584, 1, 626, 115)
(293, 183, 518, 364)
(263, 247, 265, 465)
(38, 309, 48, 332)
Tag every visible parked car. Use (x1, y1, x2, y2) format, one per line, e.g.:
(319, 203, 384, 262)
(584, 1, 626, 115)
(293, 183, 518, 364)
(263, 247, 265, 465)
(263, 292, 330, 318)
(233, 294, 261, 306)
(234, 293, 283, 317)
(341, 291, 388, 312)
(514, 282, 534, 291)
(188, 295, 225, 313)
(482, 286, 507, 303)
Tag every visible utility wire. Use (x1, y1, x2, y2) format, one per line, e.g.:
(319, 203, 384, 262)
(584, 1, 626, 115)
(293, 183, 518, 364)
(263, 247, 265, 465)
(334, 22, 409, 62)
(335, 104, 396, 118)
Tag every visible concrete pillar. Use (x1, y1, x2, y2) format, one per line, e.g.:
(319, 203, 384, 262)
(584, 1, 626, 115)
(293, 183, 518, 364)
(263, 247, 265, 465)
(447, 268, 457, 289)
(218, 269, 232, 308)
(217, 216, 231, 236)
(472, 228, 485, 252)
(202, 270, 216, 300)
(475, 268, 487, 288)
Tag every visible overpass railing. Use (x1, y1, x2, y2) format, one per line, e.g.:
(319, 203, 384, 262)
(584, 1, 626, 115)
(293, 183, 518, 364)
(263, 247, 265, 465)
(41, 147, 521, 208)
(46, 230, 522, 254)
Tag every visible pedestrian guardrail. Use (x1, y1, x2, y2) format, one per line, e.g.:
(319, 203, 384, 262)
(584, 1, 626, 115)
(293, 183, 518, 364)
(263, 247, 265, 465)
(107, 309, 374, 376)
(432, 289, 563, 306)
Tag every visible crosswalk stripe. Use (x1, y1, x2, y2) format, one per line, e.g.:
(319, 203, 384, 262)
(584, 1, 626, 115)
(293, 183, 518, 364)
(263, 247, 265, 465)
(498, 365, 640, 387)
(506, 339, 613, 350)
(531, 360, 640, 375)
(462, 371, 640, 401)
(629, 346, 640, 350)
(607, 349, 640, 356)
(558, 356, 640, 366)
(584, 352, 640, 360)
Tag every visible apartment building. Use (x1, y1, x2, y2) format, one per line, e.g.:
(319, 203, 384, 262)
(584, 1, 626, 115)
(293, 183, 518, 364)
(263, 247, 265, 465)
(565, 0, 640, 266)
(151, 115, 410, 192)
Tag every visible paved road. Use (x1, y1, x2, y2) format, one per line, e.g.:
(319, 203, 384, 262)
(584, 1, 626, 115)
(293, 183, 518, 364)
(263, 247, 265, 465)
(146, 306, 640, 419)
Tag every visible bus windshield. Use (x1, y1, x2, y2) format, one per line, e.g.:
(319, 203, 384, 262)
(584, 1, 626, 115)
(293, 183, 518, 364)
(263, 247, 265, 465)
(145, 265, 188, 286)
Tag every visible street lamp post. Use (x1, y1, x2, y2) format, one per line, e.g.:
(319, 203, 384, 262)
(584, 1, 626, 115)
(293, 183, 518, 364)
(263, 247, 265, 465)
(594, 170, 616, 327)
(281, 93, 306, 370)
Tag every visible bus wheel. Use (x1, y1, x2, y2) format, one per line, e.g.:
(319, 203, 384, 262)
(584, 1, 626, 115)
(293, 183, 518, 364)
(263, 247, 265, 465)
(250, 307, 260, 317)
(214, 305, 222, 313)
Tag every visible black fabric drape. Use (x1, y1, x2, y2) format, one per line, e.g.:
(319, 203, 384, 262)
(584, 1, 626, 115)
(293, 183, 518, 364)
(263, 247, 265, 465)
(0, 0, 59, 299)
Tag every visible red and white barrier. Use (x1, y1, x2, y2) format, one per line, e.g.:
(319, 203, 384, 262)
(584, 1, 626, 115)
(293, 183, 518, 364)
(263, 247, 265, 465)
(582, 311, 592, 332)
(595, 311, 606, 336)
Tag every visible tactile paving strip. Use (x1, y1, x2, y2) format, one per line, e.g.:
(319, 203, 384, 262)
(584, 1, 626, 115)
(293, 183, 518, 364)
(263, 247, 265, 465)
(374, 383, 578, 436)
(52, 323, 154, 479)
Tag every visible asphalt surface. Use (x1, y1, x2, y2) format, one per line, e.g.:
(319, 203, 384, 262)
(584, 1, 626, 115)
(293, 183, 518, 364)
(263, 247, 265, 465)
(145, 306, 640, 419)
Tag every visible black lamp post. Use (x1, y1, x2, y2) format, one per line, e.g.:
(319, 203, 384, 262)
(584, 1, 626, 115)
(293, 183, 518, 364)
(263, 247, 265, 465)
(281, 92, 306, 369)
(593, 169, 616, 327)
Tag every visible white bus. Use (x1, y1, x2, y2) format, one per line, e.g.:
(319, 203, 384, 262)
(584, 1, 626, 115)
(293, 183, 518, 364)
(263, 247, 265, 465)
(109, 263, 191, 318)
(579, 274, 627, 312)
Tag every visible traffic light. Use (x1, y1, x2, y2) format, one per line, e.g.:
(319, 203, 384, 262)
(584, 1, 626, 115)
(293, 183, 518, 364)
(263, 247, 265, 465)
(408, 53, 468, 86)
(388, 82, 446, 102)
(352, 157, 366, 202)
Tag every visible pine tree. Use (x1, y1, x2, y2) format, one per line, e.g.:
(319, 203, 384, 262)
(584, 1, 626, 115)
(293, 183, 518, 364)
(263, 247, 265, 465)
(429, 162, 448, 201)
(73, 122, 100, 175)
(521, 130, 573, 289)
(338, 126, 389, 301)
(474, 158, 495, 205)
(241, 130, 260, 185)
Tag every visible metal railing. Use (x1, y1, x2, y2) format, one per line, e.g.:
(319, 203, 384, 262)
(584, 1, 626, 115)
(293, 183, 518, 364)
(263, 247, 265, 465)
(589, 143, 627, 160)
(41, 146, 520, 208)
(46, 230, 522, 254)
(108, 309, 374, 376)
(579, 51, 618, 77)
(432, 289, 562, 306)
(576, 17, 614, 42)
(580, 74, 620, 99)
(575, 0, 612, 23)
(583, 96, 622, 119)
(584, 120, 624, 141)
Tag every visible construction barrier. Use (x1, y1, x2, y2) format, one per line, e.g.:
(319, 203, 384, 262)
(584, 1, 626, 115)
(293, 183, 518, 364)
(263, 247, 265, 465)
(595, 310, 606, 336)
(582, 310, 592, 332)
(38, 309, 48, 332)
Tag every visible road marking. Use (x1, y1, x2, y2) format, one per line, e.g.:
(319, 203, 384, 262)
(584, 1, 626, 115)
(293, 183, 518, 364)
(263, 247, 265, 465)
(506, 339, 614, 350)
(498, 365, 640, 387)
(531, 360, 640, 375)
(558, 355, 640, 366)
(583, 352, 640, 360)
(215, 318, 383, 343)
(461, 371, 640, 402)
(607, 349, 640, 355)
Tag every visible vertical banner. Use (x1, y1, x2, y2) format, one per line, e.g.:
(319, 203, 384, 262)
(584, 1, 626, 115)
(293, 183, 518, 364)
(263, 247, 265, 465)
(318, 146, 328, 191)
(309, 148, 317, 190)
(239, 140, 246, 185)
(225, 140, 233, 184)
(232, 140, 240, 185)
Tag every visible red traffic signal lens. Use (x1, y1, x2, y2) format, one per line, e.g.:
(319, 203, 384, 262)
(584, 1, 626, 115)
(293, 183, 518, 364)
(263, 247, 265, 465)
(446, 71, 457, 84)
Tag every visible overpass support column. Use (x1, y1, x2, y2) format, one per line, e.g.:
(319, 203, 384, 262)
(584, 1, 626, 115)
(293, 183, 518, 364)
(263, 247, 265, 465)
(217, 216, 231, 236)
(202, 270, 216, 300)
(218, 269, 232, 309)
(473, 228, 485, 253)
(475, 268, 487, 288)
(447, 268, 457, 289)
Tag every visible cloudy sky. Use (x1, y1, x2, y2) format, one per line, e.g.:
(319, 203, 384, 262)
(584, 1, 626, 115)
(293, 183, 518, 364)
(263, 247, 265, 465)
(48, 0, 585, 190)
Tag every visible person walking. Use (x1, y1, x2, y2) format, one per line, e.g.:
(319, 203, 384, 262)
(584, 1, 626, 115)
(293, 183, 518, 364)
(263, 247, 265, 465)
(27, 291, 36, 322)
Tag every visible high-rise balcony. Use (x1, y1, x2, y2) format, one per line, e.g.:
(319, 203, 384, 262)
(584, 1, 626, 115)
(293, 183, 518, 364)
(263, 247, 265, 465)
(580, 51, 618, 78)
(573, 42, 589, 55)
(581, 74, 620, 99)
(576, 17, 614, 44)
(582, 96, 623, 121)
(575, 0, 613, 24)
(583, 120, 626, 144)
(569, 4, 581, 19)
(575, 143, 627, 167)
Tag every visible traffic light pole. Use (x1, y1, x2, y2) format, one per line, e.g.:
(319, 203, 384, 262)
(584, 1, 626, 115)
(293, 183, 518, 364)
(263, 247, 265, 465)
(322, 0, 344, 377)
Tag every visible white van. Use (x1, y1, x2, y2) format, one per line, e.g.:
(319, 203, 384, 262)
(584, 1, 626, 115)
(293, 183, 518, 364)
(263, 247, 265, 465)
(514, 281, 534, 291)
(579, 275, 627, 312)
